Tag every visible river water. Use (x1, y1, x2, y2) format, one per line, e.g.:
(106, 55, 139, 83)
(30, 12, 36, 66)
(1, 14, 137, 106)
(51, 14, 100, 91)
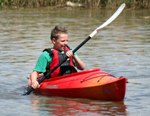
(0, 7, 150, 116)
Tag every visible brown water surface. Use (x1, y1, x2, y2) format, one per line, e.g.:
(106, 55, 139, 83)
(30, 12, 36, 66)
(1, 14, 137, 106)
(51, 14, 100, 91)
(0, 7, 150, 116)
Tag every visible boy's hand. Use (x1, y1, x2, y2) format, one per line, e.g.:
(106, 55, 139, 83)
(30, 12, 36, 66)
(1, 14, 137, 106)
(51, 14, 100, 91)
(66, 50, 73, 58)
(31, 80, 40, 89)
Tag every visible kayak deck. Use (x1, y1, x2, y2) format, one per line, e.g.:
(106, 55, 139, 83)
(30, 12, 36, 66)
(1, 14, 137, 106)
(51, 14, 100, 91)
(35, 68, 127, 101)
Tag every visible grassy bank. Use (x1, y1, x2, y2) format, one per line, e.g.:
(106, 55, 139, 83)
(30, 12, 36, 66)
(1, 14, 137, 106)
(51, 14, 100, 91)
(0, 0, 149, 9)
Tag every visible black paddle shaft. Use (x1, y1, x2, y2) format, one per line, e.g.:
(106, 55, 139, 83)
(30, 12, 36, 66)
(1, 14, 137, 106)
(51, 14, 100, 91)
(23, 36, 91, 95)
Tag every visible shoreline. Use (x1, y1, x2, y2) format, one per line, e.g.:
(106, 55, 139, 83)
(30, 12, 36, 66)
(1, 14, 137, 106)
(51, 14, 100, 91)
(0, 1, 150, 9)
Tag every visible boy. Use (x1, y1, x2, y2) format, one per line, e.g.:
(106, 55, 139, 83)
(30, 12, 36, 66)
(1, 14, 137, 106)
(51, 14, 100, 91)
(28, 26, 85, 89)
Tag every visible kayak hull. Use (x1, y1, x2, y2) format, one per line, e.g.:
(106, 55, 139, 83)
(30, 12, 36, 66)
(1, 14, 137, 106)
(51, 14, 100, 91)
(35, 68, 127, 101)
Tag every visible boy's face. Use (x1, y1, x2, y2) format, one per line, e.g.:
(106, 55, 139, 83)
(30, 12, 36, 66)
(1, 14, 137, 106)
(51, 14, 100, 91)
(52, 33, 68, 51)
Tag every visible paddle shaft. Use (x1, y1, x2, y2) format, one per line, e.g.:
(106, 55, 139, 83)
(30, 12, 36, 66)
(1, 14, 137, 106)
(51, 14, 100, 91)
(23, 3, 126, 95)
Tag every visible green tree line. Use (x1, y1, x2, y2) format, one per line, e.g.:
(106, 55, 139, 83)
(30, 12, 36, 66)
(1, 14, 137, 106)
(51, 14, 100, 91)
(0, 0, 149, 9)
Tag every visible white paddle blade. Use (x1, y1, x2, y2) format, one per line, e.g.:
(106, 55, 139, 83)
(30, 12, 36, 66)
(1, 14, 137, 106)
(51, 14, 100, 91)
(89, 3, 126, 38)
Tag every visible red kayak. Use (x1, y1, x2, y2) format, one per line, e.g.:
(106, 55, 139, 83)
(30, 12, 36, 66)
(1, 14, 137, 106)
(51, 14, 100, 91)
(35, 68, 127, 101)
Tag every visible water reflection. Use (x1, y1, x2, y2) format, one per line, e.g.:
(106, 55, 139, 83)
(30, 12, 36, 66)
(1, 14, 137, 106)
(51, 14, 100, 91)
(31, 96, 127, 116)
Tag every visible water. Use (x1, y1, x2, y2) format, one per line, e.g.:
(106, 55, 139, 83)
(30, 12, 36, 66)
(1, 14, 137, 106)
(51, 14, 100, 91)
(0, 7, 150, 116)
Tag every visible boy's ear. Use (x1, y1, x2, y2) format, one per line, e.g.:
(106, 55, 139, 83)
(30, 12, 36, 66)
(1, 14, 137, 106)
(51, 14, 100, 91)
(51, 38, 56, 44)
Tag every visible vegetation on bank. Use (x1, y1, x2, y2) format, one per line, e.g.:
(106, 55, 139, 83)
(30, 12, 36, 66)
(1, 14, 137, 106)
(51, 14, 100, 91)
(0, 0, 149, 9)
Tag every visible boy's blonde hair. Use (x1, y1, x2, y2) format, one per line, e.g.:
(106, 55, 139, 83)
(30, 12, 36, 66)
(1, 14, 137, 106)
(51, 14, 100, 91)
(51, 26, 68, 40)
